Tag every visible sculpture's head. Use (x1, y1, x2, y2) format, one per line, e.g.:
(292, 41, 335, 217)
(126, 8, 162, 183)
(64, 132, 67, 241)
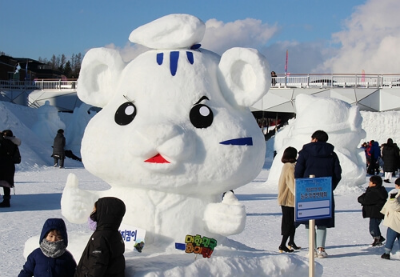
(78, 14, 271, 194)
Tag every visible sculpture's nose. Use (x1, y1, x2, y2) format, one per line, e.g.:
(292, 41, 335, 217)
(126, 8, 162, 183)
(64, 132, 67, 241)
(140, 124, 180, 145)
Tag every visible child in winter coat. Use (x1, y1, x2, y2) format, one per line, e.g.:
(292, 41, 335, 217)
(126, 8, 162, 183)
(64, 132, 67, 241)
(18, 218, 76, 277)
(75, 197, 126, 277)
(358, 175, 388, 246)
(380, 178, 400, 259)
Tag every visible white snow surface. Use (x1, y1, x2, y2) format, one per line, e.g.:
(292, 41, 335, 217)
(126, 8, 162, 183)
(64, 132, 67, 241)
(1, 101, 400, 276)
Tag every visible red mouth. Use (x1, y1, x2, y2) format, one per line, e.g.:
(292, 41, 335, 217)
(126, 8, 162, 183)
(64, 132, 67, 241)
(144, 153, 170, 164)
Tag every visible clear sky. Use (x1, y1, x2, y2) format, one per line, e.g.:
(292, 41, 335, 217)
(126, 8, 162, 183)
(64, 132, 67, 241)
(1, 0, 399, 73)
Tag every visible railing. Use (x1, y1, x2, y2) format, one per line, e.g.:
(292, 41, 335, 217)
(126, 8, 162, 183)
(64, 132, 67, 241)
(0, 79, 78, 90)
(271, 74, 400, 88)
(1, 74, 400, 91)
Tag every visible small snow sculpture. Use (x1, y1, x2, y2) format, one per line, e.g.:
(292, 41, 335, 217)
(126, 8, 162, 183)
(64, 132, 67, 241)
(31, 101, 66, 147)
(267, 94, 366, 187)
(61, 14, 271, 247)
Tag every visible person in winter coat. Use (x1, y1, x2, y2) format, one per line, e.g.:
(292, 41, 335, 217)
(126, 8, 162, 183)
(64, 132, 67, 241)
(367, 140, 381, 175)
(381, 138, 399, 183)
(53, 129, 66, 168)
(18, 218, 76, 277)
(357, 175, 388, 246)
(0, 129, 21, 208)
(75, 197, 126, 277)
(278, 146, 300, 253)
(295, 130, 342, 258)
(380, 178, 400, 260)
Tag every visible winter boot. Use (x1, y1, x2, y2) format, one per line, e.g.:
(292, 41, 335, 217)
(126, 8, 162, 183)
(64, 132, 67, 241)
(0, 198, 10, 208)
(371, 237, 383, 246)
(278, 245, 294, 253)
(288, 242, 301, 250)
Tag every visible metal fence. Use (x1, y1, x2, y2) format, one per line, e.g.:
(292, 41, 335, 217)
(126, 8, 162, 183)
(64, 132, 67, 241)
(1, 74, 400, 90)
(271, 74, 400, 88)
(0, 79, 78, 90)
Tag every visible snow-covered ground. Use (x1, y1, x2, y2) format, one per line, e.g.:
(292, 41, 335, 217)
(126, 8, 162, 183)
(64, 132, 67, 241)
(1, 101, 400, 276)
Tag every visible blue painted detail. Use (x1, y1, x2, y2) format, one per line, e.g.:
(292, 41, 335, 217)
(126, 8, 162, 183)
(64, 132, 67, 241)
(170, 51, 179, 76)
(219, 137, 253, 146)
(186, 51, 194, 64)
(190, 44, 201, 50)
(175, 243, 186, 250)
(156, 53, 163, 65)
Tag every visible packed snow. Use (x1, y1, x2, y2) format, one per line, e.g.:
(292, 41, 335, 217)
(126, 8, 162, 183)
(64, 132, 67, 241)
(71, 14, 272, 259)
(1, 100, 400, 276)
(2, 13, 400, 277)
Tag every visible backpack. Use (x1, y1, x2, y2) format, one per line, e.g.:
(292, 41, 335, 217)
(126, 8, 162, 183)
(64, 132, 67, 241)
(12, 146, 21, 164)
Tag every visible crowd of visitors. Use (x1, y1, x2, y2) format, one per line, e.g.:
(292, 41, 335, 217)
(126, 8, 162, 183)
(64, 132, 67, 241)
(361, 138, 400, 182)
(277, 132, 400, 261)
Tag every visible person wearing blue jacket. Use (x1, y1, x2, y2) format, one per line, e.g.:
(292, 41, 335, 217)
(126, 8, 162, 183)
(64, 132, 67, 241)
(295, 130, 342, 258)
(367, 140, 381, 175)
(18, 218, 76, 277)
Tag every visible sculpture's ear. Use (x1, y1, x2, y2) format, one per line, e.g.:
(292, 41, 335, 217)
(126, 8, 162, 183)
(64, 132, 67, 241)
(348, 105, 363, 131)
(217, 47, 271, 108)
(78, 48, 125, 107)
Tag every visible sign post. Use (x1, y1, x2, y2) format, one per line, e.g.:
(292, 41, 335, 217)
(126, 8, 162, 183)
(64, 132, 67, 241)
(295, 176, 332, 277)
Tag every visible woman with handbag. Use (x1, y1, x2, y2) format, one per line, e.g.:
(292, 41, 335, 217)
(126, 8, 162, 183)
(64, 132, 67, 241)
(0, 129, 21, 208)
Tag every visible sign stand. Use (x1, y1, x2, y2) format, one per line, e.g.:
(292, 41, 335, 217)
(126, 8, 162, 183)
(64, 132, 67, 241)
(309, 218, 315, 277)
(295, 175, 332, 277)
(309, 174, 315, 277)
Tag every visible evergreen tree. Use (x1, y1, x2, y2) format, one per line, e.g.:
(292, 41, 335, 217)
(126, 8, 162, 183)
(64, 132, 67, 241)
(63, 61, 72, 78)
(58, 54, 67, 72)
(71, 53, 82, 78)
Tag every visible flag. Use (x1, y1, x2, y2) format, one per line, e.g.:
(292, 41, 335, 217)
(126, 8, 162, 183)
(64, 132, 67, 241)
(285, 50, 288, 76)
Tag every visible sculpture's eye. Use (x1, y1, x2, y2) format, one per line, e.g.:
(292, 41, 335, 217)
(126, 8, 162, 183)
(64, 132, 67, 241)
(190, 104, 213, 128)
(115, 102, 137, 126)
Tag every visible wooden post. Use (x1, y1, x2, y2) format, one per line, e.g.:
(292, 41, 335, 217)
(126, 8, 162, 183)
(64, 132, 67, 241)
(309, 219, 315, 277)
(309, 174, 315, 277)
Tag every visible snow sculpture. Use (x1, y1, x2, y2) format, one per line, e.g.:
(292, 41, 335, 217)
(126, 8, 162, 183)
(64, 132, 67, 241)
(31, 101, 66, 147)
(267, 94, 366, 187)
(61, 14, 271, 248)
(63, 103, 95, 154)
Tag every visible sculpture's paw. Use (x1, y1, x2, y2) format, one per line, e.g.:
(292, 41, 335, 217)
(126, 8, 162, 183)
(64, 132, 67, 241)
(61, 173, 98, 224)
(204, 191, 246, 236)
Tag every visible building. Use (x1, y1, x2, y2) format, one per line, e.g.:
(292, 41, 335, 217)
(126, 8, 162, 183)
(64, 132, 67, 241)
(0, 54, 63, 81)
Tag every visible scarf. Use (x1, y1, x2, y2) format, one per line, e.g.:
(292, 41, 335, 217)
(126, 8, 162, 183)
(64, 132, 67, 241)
(40, 239, 66, 258)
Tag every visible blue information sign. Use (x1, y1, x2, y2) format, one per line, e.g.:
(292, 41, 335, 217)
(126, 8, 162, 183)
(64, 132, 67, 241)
(295, 177, 332, 221)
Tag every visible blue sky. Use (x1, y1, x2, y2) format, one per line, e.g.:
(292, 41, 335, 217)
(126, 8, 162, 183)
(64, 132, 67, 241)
(2, 0, 399, 73)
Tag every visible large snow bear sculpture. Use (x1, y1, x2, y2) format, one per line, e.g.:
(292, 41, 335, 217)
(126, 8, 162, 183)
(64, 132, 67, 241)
(61, 14, 271, 247)
(267, 94, 366, 188)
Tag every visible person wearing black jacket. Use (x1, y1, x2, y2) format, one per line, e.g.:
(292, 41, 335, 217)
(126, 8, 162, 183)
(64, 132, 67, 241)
(0, 129, 21, 208)
(295, 130, 342, 258)
(75, 197, 126, 277)
(358, 175, 388, 246)
(382, 138, 399, 183)
(53, 129, 66, 168)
